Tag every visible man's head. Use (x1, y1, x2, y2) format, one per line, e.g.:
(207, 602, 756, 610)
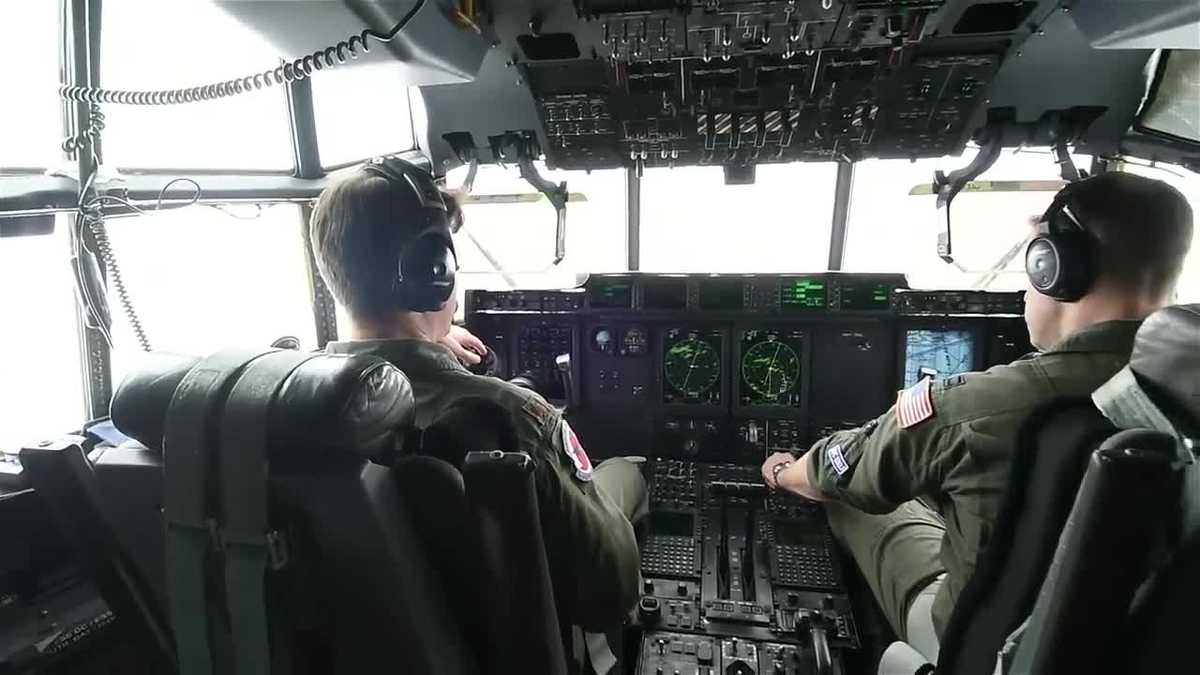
(310, 158, 463, 341)
(1024, 172, 1193, 349)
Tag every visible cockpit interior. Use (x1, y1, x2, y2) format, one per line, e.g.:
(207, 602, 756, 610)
(1, 1, 1198, 674)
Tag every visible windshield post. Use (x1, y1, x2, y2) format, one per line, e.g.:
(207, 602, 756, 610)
(828, 160, 855, 271)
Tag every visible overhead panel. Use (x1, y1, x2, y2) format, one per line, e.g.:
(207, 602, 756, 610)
(519, 0, 1010, 171)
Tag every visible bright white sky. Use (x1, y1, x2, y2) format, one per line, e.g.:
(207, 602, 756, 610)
(1, 1, 1198, 452)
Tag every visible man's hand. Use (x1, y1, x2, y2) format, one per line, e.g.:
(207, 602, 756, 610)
(762, 451, 796, 490)
(440, 324, 487, 366)
(775, 452, 829, 502)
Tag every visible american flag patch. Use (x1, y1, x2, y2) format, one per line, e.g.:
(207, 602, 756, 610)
(895, 377, 935, 429)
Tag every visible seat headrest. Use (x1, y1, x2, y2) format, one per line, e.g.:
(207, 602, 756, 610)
(110, 352, 203, 451)
(1130, 304, 1200, 431)
(268, 353, 415, 463)
(111, 351, 416, 462)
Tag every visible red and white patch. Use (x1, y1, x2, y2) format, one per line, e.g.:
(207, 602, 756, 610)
(560, 420, 594, 482)
(895, 377, 935, 429)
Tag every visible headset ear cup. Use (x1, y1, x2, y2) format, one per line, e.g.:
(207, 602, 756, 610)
(396, 234, 456, 312)
(1026, 232, 1090, 302)
(1026, 236, 1061, 295)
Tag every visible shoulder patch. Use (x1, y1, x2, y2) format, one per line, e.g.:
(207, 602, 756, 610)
(560, 420, 594, 482)
(896, 377, 935, 429)
(827, 444, 850, 476)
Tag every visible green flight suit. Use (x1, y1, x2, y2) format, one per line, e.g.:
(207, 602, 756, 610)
(800, 320, 1142, 641)
(326, 339, 644, 632)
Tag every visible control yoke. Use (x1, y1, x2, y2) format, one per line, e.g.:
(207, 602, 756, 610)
(932, 124, 1003, 268)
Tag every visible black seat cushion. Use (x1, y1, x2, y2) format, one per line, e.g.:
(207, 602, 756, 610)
(110, 352, 201, 451)
(268, 353, 415, 465)
(1128, 303, 1200, 432)
(111, 351, 415, 465)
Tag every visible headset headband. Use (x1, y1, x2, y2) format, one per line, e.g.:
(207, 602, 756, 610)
(359, 157, 458, 313)
(1039, 180, 1089, 235)
(362, 157, 450, 213)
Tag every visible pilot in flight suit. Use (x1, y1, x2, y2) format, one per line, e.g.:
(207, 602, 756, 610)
(762, 172, 1194, 664)
(308, 157, 646, 672)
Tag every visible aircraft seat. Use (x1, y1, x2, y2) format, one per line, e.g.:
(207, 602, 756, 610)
(921, 304, 1200, 675)
(1003, 303, 1200, 675)
(22, 349, 481, 674)
(398, 397, 571, 674)
(930, 398, 1116, 674)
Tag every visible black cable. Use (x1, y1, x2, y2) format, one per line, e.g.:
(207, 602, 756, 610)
(58, 0, 428, 106)
(78, 178, 204, 353)
(62, 104, 105, 157)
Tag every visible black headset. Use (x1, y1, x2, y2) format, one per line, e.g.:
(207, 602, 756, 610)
(361, 157, 458, 312)
(1025, 180, 1095, 302)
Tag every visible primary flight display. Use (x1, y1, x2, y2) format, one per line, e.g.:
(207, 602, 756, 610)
(903, 329, 976, 387)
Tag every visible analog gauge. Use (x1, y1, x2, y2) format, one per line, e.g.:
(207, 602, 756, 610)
(622, 326, 648, 355)
(592, 327, 614, 354)
(663, 330, 721, 403)
(741, 338, 800, 400)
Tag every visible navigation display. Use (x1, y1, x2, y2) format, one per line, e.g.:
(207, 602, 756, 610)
(663, 328, 723, 405)
(739, 330, 804, 408)
(903, 329, 976, 387)
(781, 277, 826, 310)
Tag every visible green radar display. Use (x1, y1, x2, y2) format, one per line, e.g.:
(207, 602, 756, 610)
(739, 330, 804, 408)
(663, 328, 723, 405)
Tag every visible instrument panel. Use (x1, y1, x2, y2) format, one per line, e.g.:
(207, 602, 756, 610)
(467, 274, 1029, 462)
(465, 274, 1030, 674)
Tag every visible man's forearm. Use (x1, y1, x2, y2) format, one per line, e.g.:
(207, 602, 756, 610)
(777, 454, 830, 502)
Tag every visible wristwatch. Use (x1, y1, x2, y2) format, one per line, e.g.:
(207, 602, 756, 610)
(771, 460, 792, 482)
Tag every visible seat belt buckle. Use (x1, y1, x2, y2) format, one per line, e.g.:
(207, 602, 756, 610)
(220, 529, 291, 571)
(265, 530, 290, 570)
(165, 515, 221, 546)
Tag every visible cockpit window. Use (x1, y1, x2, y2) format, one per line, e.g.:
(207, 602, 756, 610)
(312, 67, 416, 168)
(0, 219, 84, 453)
(99, 1, 294, 171)
(844, 150, 1092, 290)
(448, 161, 627, 291)
(639, 164, 836, 273)
(103, 204, 316, 383)
(0, 2, 60, 170)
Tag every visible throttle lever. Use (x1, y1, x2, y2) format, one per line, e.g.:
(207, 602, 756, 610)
(555, 353, 576, 414)
(799, 611, 833, 675)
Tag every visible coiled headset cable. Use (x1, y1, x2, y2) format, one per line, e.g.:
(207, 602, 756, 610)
(62, 104, 105, 157)
(58, 0, 429, 106)
(75, 177, 203, 352)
